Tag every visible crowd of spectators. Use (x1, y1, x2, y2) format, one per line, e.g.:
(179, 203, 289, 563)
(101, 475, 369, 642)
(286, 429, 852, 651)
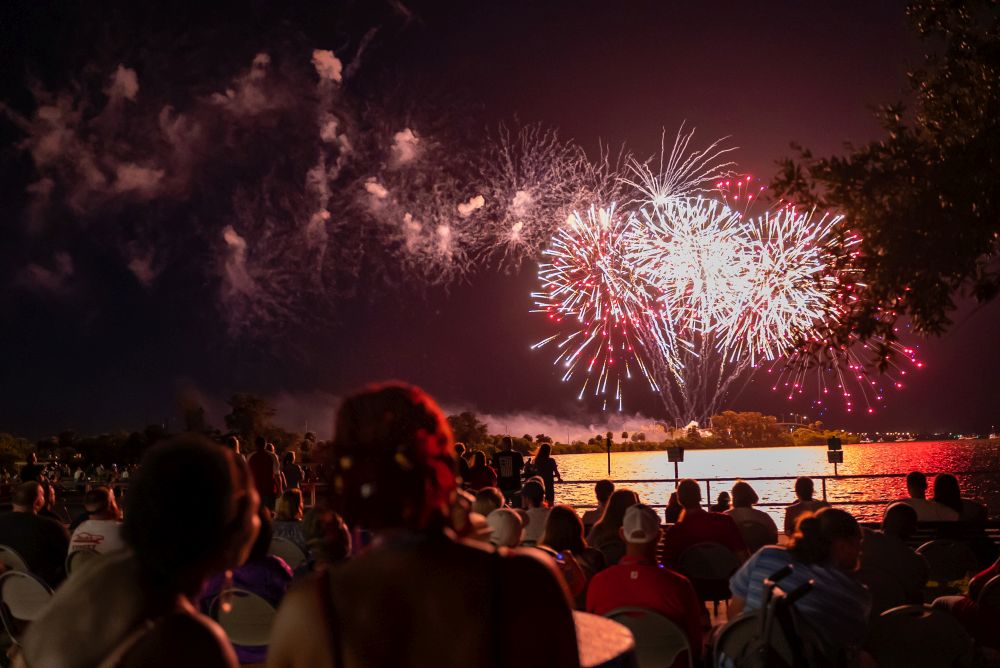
(0, 382, 996, 667)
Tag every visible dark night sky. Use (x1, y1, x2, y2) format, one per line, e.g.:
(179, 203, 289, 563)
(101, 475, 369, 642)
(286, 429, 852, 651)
(2, 0, 998, 438)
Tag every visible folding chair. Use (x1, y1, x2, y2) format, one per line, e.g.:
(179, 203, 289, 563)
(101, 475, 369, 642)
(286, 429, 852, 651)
(916, 539, 978, 599)
(737, 522, 776, 555)
(677, 542, 741, 615)
(975, 574, 1000, 612)
(210, 588, 277, 647)
(865, 604, 975, 667)
(268, 537, 307, 570)
(605, 607, 693, 668)
(0, 545, 28, 573)
(0, 570, 53, 645)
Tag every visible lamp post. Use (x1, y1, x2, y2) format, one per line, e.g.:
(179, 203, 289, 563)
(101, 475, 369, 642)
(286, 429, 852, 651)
(605, 431, 612, 476)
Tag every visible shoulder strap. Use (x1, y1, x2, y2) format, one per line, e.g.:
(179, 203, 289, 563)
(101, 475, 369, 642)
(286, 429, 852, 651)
(317, 570, 345, 668)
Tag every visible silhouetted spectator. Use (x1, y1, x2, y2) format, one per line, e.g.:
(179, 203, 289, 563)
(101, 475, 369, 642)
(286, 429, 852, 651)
(892, 471, 958, 521)
(587, 489, 640, 566)
(783, 476, 830, 535)
(726, 480, 778, 548)
(454, 442, 471, 485)
(587, 504, 701, 668)
(533, 443, 563, 505)
(730, 508, 871, 661)
(492, 436, 526, 502)
(19, 452, 44, 483)
(282, 451, 304, 490)
(267, 382, 579, 668)
(581, 479, 615, 534)
(273, 488, 309, 556)
(710, 491, 731, 513)
(661, 479, 746, 567)
(464, 450, 498, 490)
(542, 504, 606, 593)
(18, 437, 260, 668)
(933, 473, 988, 522)
(249, 436, 280, 508)
(69, 486, 125, 555)
(200, 506, 293, 664)
(0, 481, 69, 586)
(859, 502, 928, 615)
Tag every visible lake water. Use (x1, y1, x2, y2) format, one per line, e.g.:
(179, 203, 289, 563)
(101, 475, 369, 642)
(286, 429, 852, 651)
(552, 439, 1000, 523)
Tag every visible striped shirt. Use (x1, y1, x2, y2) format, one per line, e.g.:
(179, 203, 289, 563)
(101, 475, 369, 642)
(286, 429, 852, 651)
(729, 546, 871, 651)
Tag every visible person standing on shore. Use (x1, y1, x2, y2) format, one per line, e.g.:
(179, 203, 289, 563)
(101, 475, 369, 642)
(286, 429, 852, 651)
(533, 443, 562, 506)
(493, 436, 525, 504)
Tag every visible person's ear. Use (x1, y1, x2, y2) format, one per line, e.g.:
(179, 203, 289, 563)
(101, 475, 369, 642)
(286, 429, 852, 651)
(618, 527, 625, 541)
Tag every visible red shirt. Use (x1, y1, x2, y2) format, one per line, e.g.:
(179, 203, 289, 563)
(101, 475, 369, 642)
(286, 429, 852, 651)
(661, 509, 746, 566)
(248, 450, 278, 497)
(586, 555, 703, 664)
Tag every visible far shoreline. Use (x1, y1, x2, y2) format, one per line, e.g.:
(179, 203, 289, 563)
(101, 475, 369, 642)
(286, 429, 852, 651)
(549, 437, 1000, 456)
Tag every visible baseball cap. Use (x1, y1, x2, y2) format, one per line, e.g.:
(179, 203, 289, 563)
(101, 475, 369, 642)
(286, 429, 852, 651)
(622, 504, 661, 544)
(486, 508, 524, 548)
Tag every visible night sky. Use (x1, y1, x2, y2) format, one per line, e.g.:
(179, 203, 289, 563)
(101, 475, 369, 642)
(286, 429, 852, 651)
(2, 0, 998, 438)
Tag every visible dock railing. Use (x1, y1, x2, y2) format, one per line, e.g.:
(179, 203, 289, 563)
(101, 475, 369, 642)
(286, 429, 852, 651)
(554, 469, 996, 511)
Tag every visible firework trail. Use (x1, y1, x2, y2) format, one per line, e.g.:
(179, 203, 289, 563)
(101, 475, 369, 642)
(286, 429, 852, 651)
(531, 204, 663, 412)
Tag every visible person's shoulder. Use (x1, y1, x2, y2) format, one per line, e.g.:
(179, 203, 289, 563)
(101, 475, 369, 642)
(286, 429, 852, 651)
(125, 611, 236, 668)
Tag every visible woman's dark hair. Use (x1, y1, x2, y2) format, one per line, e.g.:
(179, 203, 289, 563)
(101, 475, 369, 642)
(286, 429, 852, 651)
(932, 474, 963, 514)
(731, 481, 759, 508)
(589, 489, 639, 547)
(535, 443, 552, 465)
(541, 505, 585, 553)
(327, 382, 455, 532)
(595, 479, 615, 505)
(250, 506, 273, 561)
(122, 436, 255, 595)
(789, 507, 860, 564)
(282, 451, 295, 465)
(471, 450, 486, 468)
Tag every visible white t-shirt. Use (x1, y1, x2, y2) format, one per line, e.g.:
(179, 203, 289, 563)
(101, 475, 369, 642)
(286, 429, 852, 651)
(892, 498, 959, 522)
(70, 520, 126, 555)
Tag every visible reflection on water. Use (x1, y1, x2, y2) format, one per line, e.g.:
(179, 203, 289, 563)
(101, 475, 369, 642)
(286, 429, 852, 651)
(553, 439, 1000, 523)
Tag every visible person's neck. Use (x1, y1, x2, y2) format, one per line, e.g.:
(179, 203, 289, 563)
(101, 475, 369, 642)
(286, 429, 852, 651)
(624, 544, 657, 561)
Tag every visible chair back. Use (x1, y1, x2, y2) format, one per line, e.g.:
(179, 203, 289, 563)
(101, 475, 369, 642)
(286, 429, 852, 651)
(0, 571, 53, 644)
(856, 567, 908, 618)
(604, 607, 691, 668)
(865, 604, 974, 668)
(737, 522, 775, 554)
(268, 537, 307, 569)
(66, 548, 101, 576)
(0, 545, 28, 573)
(211, 588, 277, 646)
(676, 542, 741, 602)
(916, 539, 978, 596)
(977, 574, 1000, 612)
(712, 611, 795, 668)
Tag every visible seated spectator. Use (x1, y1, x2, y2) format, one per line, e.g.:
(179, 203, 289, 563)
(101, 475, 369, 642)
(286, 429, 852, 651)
(664, 491, 683, 523)
(487, 508, 524, 548)
(730, 508, 871, 661)
(297, 507, 351, 575)
(454, 442, 471, 486)
(273, 488, 310, 556)
(581, 479, 615, 534)
(282, 451, 304, 490)
(69, 486, 125, 555)
(19, 452, 44, 483)
(933, 473, 988, 522)
(521, 479, 550, 546)
(892, 471, 959, 522)
(472, 487, 504, 517)
(266, 382, 579, 668)
(710, 491, 732, 513)
(661, 479, 746, 568)
(587, 489, 641, 566)
(200, 506, 293, 665)
(541, 504, 606, 585)
(464, 450, 498, 491)
(17, 436, 260, 668)
(726, 480, 778, 548)
(858, 502, 928, 616)
(38, 480, 64, 523)
(0, 481, 70, 587)
(783, 476, 830, 535)
(587, 504, 702, 668)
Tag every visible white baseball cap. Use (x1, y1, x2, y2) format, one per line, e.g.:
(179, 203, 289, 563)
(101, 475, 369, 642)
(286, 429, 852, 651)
(487, 508, 524, 548)
(622, 504, 661, 544)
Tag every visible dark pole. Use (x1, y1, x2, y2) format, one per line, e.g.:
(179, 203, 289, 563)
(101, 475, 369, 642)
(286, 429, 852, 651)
(605, 432, 612, 476)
